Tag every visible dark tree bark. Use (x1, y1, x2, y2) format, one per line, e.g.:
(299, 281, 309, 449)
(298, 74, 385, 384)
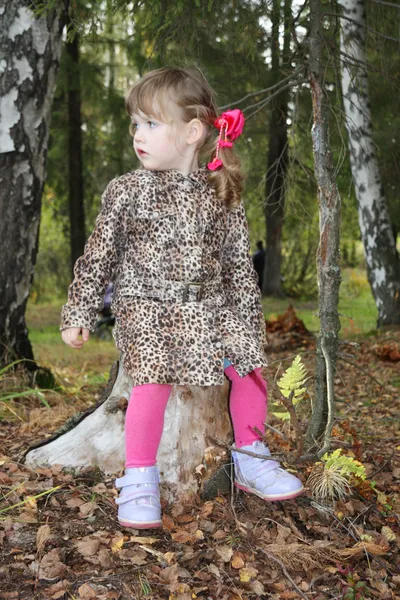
(339, 0, 400, 327)
(0, 0, 67, 368)
(306, 0, 342, 450)
(66, 23, 86, 274)
(263, 0, 291, 298)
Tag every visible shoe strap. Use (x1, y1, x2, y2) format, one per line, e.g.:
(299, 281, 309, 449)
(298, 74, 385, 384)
(253, 459, 281, 475)
(115, 469, 159, 488)
(115, 486, 160, 506)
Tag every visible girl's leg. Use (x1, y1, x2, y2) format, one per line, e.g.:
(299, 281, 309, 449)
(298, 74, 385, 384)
(116, 383, 172, 529)
(225, 363, 303, 501)
(125, 383, 173, 468)
(224, 364, 267, 448)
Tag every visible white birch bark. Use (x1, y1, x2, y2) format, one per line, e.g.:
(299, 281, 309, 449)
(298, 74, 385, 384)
(25, 363, 232, 502)
(0, 0, 66, 363)
(339, 0, 400, 326)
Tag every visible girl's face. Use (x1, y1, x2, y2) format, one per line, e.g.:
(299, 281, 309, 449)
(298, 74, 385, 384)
(131, 108, 190, 172)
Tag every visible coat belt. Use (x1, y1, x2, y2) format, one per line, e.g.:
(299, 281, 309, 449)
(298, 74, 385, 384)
(115, 278, 224, 303)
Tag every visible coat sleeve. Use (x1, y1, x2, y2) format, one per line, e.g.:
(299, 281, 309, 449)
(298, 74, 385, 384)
(60, 178, 124, 332)
(221, 202, 268, 352)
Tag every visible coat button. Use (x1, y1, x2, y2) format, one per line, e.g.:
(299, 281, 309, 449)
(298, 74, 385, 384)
(207, 312, 213, 318)
(215, 342, 222, 349)
(152, 211, 160, 218)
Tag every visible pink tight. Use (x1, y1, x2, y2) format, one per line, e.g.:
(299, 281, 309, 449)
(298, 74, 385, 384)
(125, 365, 267, 468)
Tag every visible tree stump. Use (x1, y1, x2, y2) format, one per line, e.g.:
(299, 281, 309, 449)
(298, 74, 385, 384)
(24, 361, 232, 501)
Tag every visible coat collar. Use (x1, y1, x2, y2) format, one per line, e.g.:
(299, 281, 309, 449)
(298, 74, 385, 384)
(141, 166, 210, 191)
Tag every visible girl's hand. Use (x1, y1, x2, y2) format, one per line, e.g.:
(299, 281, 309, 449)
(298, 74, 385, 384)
(61, 327, 90, 349)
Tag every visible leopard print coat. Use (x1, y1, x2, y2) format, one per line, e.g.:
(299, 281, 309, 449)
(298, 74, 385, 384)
(61, 167, 268, 386)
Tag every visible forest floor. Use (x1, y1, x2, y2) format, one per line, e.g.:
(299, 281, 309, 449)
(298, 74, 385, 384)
(0, 299, 399, 600)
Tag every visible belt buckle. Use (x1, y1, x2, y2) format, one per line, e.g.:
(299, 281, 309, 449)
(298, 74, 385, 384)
(183, 282, 204, 302)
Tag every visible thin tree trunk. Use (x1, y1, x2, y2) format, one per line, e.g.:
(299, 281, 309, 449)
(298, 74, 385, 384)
(66, 24, 86, 273)
(0, 0, 66, 368)
(339, 0, 400, 327)
(306, 0, 342, 449)
(263, 0, 291, 298)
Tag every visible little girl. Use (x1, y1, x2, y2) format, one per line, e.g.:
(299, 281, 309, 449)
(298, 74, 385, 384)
(61, 66, 303, 529)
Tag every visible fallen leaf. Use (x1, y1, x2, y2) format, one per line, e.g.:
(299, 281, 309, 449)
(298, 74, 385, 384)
(24, 495, 37, 510)
(162, 514, 176, 530)
(127, 548, 147, 565)
(176, 514, 194, 524)
(212, 529, 226, 540)
(79, 501, 98, 517)
(208, 563, 220, 577)
(78, 582, 99, 599)
(171, 530, 192, 543)
(130, 535, 159, 544)
(38, 549, 67, 582)
(75, 536, 101, 558)
(249, 580, 265, 595)
(36, 524, 51, 553)
(376, 490, 388, 505)
(231, 553, 245, 569)
(159, 564, 191, 583)
(200, 501, 214, 518)
(110, 533, 124, 553)
(163, 551, 176, 564)
(239, 566, 258, 582)
(66, 497, 85, 508)
(97, 548, 113, 568)
(215, 545, 233, 562)
(381, 525, 396, 542)
(42, 580, 70, 600)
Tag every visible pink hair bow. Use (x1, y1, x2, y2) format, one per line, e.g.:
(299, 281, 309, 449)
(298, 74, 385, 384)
(207, 109, 245, 171)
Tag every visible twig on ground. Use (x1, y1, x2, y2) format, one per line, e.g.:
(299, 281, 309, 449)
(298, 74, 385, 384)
(207, 436, 285, 461)
(256, 547, 309, 600)
(367, 451, 395, 479)
(263, 422, 288, 439)
(338, 354, 385, 389)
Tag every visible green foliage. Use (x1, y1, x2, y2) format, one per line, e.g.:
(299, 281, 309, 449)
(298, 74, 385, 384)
(34, 0, 399, 316)
(308, 449, 367, 503)
(340, 268, 370, 299)
(278, 355, 308, 401)
(271, 355, 308, 421)
(31, 189, 70, 302)
(321, 449, 366, 481)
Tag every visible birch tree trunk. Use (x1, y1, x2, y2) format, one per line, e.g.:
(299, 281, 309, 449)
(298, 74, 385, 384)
(339, 0, 400, 327)
(25, 362, 232, 502)
(0, 0, 66, 367)
(306, 0, 342, 449)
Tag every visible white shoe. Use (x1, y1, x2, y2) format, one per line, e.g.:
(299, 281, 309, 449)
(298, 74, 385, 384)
(232, 440, 304, 501)
(115, 466, 161, 529)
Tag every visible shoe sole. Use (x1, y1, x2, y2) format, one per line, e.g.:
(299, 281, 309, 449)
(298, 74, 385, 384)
(235, 481, 304, 501)
(118, 519, 162, 529)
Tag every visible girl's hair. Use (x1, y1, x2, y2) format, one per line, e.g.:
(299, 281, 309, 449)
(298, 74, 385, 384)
(125, 66, 243, 208)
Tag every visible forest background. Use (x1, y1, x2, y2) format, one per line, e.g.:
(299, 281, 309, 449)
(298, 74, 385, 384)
(32, 0, 399, 330)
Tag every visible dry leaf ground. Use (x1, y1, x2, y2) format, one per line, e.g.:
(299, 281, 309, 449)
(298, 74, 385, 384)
(0, 310, 399, 600)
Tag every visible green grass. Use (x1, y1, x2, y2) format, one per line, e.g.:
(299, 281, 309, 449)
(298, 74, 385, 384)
(25, 302, 118, 388)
